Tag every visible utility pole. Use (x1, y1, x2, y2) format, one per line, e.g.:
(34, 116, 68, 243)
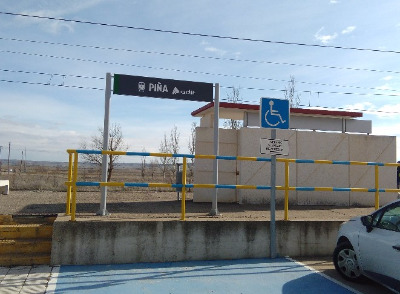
(20, 150, 23, 172)
(7, 142, 10, 175)
(24, 147, 27, 172)
(0, 146, 3, 174)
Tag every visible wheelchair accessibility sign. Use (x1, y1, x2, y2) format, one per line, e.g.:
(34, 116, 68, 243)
(260, 98, 289, 129)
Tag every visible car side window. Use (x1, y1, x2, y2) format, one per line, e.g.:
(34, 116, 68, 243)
(372, 210, 384, 227)
(376, 203, 400, 232)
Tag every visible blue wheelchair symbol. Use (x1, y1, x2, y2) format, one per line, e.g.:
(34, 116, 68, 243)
(260, 98, 289, 129)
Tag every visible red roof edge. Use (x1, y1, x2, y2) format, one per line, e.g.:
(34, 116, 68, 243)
(290, 107, 363, 118)
(191, 102, 363, 118)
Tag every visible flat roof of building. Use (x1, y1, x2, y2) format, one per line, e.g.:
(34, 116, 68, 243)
(191, 102, 363, 119)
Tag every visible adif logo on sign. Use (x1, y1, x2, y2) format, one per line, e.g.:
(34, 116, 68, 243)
(172, 87, 196, 95)
(172, 87, 180, 95)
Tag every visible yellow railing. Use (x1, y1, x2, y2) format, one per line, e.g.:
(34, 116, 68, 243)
(65, 149, 400, 221)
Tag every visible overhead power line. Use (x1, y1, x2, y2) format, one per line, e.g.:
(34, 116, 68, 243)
(297, 104, 400, 115)
(2, 73, 400, 101)
(0, 79, 103, 91)
(1, 11, 400, 54)
(1, 36, 399, 85)
(220, 85, 400, 98)
(1, 78, 399, 115)
(3, 49, 399, 98)
(0, 68, 104, 80)
(2, 64, 398, 96)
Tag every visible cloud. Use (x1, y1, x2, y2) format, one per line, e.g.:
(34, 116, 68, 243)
(0, 117, 84, 161)
(341, 26, 356, 34)
(375, 84, 393, 91)
(15, 0, 107, 34)
(373, 122, 400, 137)
(329, 0, 339, 4)
(204, 46, 227, 56)
(344, 102, 400, 119)
(200, 40, 227, 56)
(314, 27, 338, 44)
(314, 25, 356, 44)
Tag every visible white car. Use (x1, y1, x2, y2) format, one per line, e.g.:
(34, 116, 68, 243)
(333, 199, 400, 293)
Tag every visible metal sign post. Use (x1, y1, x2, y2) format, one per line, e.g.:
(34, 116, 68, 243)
(210, 83, 220, 216)
(98, 72, 112, 216)
(97, 73, 214, 216)
(270, 129, 277, 258)
(260, 97, 290, 258)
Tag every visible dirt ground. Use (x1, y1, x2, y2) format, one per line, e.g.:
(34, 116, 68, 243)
(0, 189, 379, 221)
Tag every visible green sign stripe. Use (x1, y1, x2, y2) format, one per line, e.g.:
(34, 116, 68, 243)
(113, 74, 120, 94)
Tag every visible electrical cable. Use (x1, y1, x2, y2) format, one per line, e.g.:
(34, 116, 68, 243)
(1, 78, 399, 115)
(1, 77, 400, 116)
(2, 50, 399, 98)
(1, 11, 399, 54)
(0, 79, 104, 91)
(0, 68, 104, 80)
(1, 36, 398, 93)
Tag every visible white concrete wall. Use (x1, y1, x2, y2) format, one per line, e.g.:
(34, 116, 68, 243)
(51, 217, 342, 265)
(237, 128, 297, 204)
(194, 127, 397, 206)
(194, 127, 238, 202)
(295, 131, 350, 205)
(348, 134, 397, 205)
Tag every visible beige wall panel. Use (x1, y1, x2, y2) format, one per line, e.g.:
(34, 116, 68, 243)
(349, 134, 397, 205)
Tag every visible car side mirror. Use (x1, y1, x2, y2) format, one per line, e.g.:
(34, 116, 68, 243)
(361, 215, 373, 233)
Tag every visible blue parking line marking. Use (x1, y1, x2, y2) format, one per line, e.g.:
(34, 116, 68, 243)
(51, 258, 356, 293)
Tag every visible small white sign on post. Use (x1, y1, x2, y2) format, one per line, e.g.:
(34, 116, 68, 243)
(260, 138, 289, 156)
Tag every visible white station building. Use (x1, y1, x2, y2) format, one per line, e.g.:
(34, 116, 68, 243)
(191, 102, 398, 206)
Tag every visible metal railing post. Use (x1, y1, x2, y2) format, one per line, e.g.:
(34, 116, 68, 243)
(66, 151, 73, 215)
(375, 164, 379, 210)
(181, 157, 187, 221)
(71, 151, 79, 221)
(284, 160, 289, 221)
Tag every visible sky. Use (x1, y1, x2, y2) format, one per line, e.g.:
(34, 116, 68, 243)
(0, 0, 399, 163)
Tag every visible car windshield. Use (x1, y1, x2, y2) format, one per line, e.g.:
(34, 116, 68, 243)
(375, 203, 400, 232)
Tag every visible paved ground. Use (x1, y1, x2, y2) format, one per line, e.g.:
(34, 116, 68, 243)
(0, 258, 393, 294)
(0, 265, 57, 293)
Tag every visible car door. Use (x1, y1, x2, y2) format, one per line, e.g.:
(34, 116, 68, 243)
(358, 202, 400, 291)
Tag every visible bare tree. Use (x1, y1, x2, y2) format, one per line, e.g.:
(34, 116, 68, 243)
(223, 87, 243, 129)
(140, 148, 146, 179)
(158, 133, 171, 181)
(80, 124, 128, 182)
(284, 76, 301, 108)
(169, 125, 180, 180)
(149, 159, 158, 180)
(158, 126, 181, 182)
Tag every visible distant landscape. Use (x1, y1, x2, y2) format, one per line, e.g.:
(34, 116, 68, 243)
(0, 159, 184, 192)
